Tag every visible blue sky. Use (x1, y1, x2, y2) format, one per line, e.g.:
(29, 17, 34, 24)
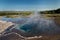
(0, 0, 60, 11)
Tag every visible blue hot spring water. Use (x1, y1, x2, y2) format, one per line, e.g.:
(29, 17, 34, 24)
(1, 12, 60, 36)
(13, 12, 60, 36)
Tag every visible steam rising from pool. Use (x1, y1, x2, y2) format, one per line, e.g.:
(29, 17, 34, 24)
(2, 11, 60, 37)
(12, 11, 60, 37)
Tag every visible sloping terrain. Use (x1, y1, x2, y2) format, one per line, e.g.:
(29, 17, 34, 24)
(0, 21, 14, 33)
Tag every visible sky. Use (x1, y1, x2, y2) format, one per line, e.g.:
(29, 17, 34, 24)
(0, 0, 60, 11)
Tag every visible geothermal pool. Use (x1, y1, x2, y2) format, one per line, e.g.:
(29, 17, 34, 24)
(0, 12, 60, 37)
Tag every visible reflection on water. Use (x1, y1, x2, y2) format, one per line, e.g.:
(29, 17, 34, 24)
(0, 16, 29, 24)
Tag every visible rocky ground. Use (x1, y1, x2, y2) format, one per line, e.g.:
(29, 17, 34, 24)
(0, 21, 14, 33)
(0, 33, 60, 40)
